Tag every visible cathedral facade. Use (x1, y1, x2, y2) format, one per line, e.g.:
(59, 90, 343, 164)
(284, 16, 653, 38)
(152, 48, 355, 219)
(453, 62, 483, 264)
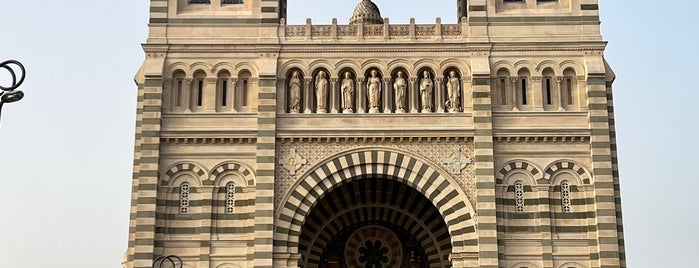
(124, 1, 625, 268)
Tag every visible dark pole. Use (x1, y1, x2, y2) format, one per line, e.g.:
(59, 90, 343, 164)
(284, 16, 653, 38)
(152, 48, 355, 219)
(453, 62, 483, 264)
(152, 255, 183, 268)
(0, 60, 27, 129)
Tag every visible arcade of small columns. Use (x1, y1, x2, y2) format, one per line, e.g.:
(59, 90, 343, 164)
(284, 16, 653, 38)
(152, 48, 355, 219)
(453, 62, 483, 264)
(162, 63, 581, 115)
(282, 67, 466, 115)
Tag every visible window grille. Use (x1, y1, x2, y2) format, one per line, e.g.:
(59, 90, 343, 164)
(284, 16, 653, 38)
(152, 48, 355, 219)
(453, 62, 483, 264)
(222, 0, 243, 4)
(226, 182, 236, 214)
(189, 0, 211, 4)
(515, 181, 525, 212)
(180, 183, 190, 214)
(561, 181, 571, 213)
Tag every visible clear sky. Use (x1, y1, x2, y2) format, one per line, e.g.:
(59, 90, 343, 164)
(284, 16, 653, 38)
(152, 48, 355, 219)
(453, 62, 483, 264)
(0, 1, 696, 267)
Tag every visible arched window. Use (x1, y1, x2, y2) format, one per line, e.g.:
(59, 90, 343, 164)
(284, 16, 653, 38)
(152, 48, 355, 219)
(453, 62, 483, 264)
(517, 68, 531, 110)
(226, 182, 236, 214)
(237, 70, 252, 112)
(495, 68, 511, 109)
(562, 68, 577, 110)
(514, 180, 525, 212)
(561, 181, 571, 213)
(542, 68, 556, 109)
(192, 70, 207, 111)
(171, 70, 186, 111)
(179, 182, 191, 214)
(217, 70, 232, 112)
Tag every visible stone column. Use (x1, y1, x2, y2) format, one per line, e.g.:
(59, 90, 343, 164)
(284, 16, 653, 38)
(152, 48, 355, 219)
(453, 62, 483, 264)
(330, 77, 339, 114)
(356, 77, 366, 113)
(184, 78, 193, 112)
(436, 77, 445, 113)
(304, 78, 313, 114)
(556, 77, 565, 111)
(231, 78, 238, 112)
(510, 77, 519, 111)
(532, 76, 544, 111)
(409, 77, 418, 113)
(383, 77, 392, 113)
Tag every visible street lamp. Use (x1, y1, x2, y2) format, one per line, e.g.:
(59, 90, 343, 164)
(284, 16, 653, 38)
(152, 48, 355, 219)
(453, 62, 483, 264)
(152, 255, 183, 268)
(0, 60, 26, 128)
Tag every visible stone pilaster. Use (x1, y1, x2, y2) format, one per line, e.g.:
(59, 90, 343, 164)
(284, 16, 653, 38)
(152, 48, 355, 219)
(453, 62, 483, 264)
(471, 71, 498, 268)
(256, 75, 278, 268)
(330, 77, 339, 114)
(304, 78, 312, 114)
(131, 76, 164, 268)
(409, 77, 418, 113)
(383, 77, 392, 113)
(436, 77, 445, 113)
(586, 55, 621, 268)
(356, 77, 366, 113)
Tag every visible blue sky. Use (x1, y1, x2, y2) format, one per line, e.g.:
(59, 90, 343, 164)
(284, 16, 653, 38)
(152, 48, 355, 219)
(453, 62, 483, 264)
(0, 1, 697, 267)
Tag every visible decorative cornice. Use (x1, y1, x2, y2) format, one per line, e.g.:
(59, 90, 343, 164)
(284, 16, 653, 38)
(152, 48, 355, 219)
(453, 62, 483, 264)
(143, 47, 604, 54)
(161, 137, 256, 144)
(278, 136, 472, 144)
(493, 136, 589, 143)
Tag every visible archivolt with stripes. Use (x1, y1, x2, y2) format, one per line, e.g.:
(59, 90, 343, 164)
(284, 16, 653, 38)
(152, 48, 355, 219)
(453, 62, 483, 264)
(275, 148, 478, 255)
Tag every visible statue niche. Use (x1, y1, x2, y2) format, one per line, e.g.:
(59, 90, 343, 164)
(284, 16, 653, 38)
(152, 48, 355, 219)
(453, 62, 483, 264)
(366, 69, 382, 114)
(341, 71, 355, 113)
(315, 70, 329, 113)
(393, 71, 407, 113)
(288, 70, 303, 113)
(419, 70, 434, 113)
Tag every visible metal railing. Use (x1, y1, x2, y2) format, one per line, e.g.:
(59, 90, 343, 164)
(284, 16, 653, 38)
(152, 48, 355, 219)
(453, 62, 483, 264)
(0, 60, 26, 128)
(153, 255, 183, 268)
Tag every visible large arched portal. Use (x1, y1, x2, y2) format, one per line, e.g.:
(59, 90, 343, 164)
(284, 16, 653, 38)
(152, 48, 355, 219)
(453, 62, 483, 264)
(300, 178, 451, 268)
(274, 149, 479, 268)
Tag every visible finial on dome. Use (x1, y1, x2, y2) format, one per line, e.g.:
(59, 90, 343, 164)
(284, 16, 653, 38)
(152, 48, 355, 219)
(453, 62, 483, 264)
(349, 0, 383, 25)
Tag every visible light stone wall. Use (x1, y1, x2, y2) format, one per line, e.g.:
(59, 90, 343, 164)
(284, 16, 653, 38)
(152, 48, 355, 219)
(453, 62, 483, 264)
(125, 1, 624, 268)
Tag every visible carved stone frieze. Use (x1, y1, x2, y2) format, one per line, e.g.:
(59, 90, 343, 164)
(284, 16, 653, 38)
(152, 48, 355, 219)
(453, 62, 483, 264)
(338, 25, 358, 37)
(286, 26, 306, 37)
(274, 140, 476, 210)
(441, 24, 462, 36)
(389, 25, 410, 36)
(364, 25, 384, 36)
(312, 26, 332, 37)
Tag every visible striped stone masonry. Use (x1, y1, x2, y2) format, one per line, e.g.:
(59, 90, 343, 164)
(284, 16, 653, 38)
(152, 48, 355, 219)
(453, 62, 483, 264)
(587, 73, 621, 268)
(606, 75, 627, 268)
(132, 77, 164, 268)
(255, 75, 277, 268)
(126, 1, 623, 267)
(471, 73, 499, 268)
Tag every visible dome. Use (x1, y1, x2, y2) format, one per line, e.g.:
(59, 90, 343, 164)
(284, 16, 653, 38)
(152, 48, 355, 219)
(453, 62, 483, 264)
(349, 0, 383, 25)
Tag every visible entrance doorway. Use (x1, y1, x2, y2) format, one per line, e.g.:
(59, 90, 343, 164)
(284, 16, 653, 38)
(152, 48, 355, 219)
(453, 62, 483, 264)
(299, 178, 452, 268)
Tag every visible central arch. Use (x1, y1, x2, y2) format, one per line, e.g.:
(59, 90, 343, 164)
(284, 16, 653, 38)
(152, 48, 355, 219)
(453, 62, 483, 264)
(274, 148, 478, 267)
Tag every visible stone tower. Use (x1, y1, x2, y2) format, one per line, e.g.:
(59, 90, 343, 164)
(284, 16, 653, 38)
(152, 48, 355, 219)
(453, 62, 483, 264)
(125, 1, 625, 268)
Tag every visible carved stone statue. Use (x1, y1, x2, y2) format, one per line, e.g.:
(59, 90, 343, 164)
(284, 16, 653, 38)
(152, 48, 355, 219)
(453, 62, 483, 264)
(341, 72, 355, 113)
(393, 71, 407, 113)
(420, 70, 433, 113)
(315, 71, 329, 113)
(367, 69, 381, 113)
(446, 70, 460, 112)
(288, 71, 301, 113)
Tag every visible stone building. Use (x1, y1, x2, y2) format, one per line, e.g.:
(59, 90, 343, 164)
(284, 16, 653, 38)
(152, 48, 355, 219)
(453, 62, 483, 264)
(124, 0, 625, 268)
